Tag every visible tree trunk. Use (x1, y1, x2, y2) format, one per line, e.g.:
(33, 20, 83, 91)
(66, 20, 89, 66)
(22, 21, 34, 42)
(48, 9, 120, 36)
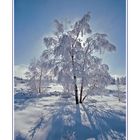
(38, 85, 41, 94)
(79, 43, 90, 103)
(118, 90, 120, 102)
(117, 83, 120, 102)
(72, 55, 79, 104)
(74, 76, 79, 104)
(80, 80, 84, 103)
(70, 33, 80, 104)
(33, 77, 38, 93)
(38, 68, 43, 94)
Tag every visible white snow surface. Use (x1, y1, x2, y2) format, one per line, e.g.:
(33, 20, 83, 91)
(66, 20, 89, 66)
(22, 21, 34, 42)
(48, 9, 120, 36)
(14, 83, 126, 140)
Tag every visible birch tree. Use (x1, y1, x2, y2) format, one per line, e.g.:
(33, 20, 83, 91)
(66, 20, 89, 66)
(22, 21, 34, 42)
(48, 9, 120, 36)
(25, 57, 48, 94)
(42, 12, 116, 104)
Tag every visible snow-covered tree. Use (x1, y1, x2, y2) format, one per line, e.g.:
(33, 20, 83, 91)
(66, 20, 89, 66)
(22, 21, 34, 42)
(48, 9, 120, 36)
(119, 76, 126, 85)
(116, 77, 121, 102)
(41, 12, 116, 104)
(25, 57, 48, 94)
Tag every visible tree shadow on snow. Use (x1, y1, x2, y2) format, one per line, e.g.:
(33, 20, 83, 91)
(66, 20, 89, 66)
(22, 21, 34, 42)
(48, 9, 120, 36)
(14, 98, 37, 111)
(23, 95, 126, 140)
(15, 131, 27, 140)
(81, 103, 126, 139)
(45, 103, 100, 140)
(14, 91, 63, 111)
(45, 102, 126, 140)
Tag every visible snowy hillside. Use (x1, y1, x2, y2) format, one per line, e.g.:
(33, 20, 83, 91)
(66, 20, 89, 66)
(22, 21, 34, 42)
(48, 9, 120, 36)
(14, 83, 126, 140)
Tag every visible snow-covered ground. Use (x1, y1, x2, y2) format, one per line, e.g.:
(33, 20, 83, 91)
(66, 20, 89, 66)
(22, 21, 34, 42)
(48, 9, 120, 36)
(14, 83, 126, 140)
(106, 85, 126, 92)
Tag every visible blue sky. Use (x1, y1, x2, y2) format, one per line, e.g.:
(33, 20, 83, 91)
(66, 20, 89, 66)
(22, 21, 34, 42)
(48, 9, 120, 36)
(15, 0, 126, 76)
